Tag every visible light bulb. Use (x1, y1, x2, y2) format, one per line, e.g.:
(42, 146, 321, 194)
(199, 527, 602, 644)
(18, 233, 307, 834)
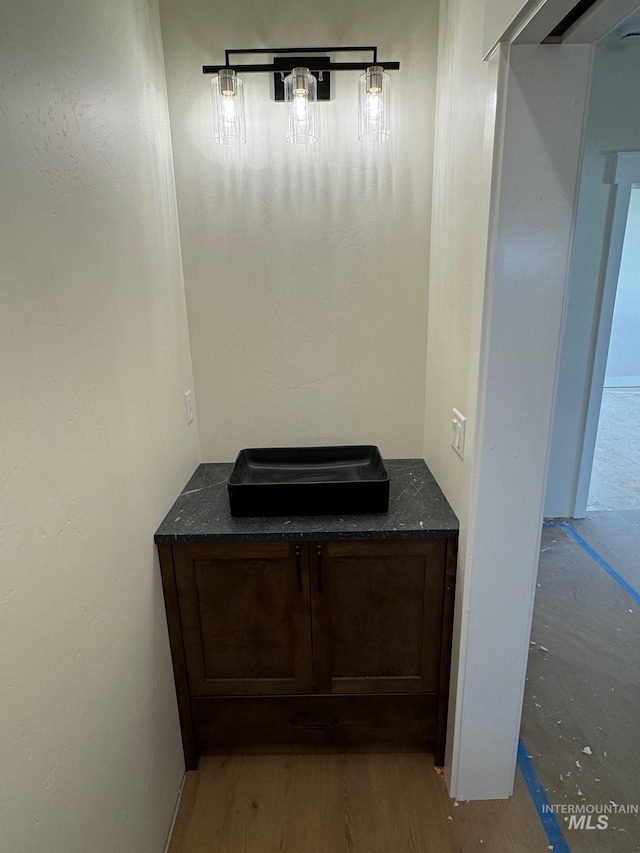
(212, 69, 246, 146)
(222, 95, 237, 123)
(284, 67, 318, 144)
(295, 93, 308, 121)
(359, 66, 390, 143)
(366, 93, 381, 121)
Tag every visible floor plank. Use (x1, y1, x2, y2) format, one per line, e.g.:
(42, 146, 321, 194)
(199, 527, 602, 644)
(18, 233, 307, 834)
(168, 746, 549, 853)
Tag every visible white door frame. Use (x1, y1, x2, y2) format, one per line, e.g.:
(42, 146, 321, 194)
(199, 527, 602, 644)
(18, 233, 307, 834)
(447, 41, 593, 799)
(574, 152, 640, 515)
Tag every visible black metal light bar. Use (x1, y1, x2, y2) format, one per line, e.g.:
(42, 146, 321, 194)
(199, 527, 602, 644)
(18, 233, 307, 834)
(203, 46, 399, 102)
(202, 45, 400, 75)
(203, 62, 400, 73)
(225, 45, 379, 63)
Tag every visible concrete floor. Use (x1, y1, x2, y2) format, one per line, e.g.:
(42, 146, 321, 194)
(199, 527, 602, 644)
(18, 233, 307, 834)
(520, 512, 640, 851)
(588, 389, 640, 511)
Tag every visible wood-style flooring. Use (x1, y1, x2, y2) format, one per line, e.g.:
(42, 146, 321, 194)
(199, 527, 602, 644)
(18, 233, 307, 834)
(168, 746, 549, 853)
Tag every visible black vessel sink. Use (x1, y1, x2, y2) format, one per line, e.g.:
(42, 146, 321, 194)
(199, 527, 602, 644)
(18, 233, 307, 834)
(228, 446, 390, 517)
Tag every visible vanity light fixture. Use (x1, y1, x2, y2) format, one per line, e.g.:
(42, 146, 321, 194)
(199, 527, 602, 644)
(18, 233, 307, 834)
(203, 46, 399, 146)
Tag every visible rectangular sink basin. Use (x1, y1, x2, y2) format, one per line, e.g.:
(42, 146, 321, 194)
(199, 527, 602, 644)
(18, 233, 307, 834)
(228, 446, 390, 517)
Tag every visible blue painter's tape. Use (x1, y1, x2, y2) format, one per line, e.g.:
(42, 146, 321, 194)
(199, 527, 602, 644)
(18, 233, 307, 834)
(517, 737, 571, 852)
(544, 521, 640, 606)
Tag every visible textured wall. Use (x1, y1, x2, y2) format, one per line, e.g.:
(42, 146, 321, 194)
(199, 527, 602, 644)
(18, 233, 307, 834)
(159, 0, 438, 461)
(423, 0, 496, 517)
(0, 1, 199, 851)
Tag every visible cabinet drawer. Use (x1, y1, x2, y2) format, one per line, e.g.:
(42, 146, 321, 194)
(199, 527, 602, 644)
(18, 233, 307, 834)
(191, 694, 437, 747)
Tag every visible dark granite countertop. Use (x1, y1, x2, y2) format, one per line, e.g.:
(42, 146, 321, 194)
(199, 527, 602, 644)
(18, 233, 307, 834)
(155, 459, 458, 543)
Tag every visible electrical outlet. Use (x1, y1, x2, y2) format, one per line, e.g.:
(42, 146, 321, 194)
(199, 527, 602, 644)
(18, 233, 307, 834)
(451, 408, 466, 458)
(184, 390, 195, 426)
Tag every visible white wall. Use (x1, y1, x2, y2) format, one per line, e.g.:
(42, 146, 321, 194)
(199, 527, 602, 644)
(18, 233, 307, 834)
(424, 0, 499, 519)
(546, 46, 640, 517)
(0, 2, 200, 851)
(159, 0, 438, 461)
(605, 186, 640, 386)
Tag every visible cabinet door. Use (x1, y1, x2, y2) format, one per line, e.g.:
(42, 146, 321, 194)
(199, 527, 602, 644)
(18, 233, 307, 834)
(310, 540, 446, 694)
(174, 542, 313, 696)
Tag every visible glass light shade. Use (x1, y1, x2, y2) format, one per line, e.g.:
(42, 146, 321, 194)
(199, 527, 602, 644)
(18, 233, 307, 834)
(284, 67, 318, 144)
(358, 65, 390, 143)
(211, 69, 246, 146)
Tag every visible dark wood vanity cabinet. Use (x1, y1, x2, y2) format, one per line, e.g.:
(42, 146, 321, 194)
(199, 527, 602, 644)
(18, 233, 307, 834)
(158, 536, 456, 770)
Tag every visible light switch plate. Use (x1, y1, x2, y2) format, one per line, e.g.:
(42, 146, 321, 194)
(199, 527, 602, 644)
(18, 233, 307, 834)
(451, 408, 466, 458)
(184, 390, 195, 426)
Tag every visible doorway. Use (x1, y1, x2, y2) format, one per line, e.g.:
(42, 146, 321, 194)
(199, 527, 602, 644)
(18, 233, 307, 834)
(544, 39, 640, 521)
(520, 32, 640, 850)
(588, 186, 640, 511)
